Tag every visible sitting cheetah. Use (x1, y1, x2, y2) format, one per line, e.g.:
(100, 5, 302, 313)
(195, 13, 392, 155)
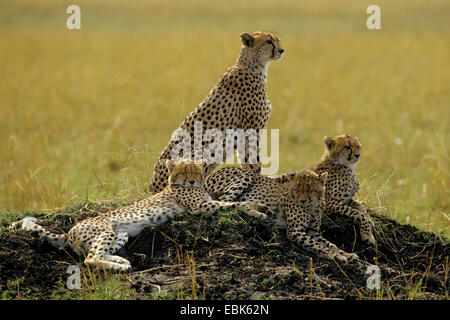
(311, 134, 376, 245)
(204, 167, 358, 262)
(12, 160, 268, 272)
(150, 31, 284, 194)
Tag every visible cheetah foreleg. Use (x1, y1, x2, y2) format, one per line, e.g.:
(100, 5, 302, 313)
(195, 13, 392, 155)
(327, 200, 375, 245)
(347, 199, 376, 229)
(236, 201, 273, 219)
(307, 231, 358, 261)
(194, 200, 268, 220)
(84, 255, 131, 272)
(84, 231, 131, 272)
(288, 228, 349, 262)
(110, 232, 129, 254)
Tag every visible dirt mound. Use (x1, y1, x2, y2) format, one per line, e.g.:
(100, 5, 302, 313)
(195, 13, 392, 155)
(0, 203, 448, 299)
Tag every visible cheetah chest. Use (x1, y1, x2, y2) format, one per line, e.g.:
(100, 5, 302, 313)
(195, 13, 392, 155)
(265, 98, 272, 113)
(337, 171, 360, 203)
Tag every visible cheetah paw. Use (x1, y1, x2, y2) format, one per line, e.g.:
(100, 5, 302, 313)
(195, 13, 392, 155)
(361, 232, 376, 246)
(255, 204, 275, 217)
(237, 202, 270, 220)
(85, 257, 131, 272)
(343, 252, 359, 261)
(331, 253, 348, 263)
(249, 210, 269, 220)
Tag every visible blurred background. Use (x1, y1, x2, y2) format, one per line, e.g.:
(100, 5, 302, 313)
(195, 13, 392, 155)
(0, 0, 448, 235)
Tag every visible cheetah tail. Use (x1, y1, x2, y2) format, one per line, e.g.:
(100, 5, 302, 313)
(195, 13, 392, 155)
(12, 217, 68, 248)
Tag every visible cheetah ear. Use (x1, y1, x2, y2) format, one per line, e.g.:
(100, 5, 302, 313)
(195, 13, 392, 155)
(319, 172, 328, 184)
(323, 136, 334, 150)
(288, 180, 298, 200)
(240, 32, 254, 48)
(203, 163, 218, 177)
(165, 159, 175, 174)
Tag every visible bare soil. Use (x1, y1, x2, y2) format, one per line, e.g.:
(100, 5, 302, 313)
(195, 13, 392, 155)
(0, 202, 448, 300)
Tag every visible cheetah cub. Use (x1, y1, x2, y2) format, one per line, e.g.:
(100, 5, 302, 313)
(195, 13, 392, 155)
(282, 170, 358, 262)
(204, 167, 358, 262)
(12, 160, 268, 272)
(312, 134, 376, 245)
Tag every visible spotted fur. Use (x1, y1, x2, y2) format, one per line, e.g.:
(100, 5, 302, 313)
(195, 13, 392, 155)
(150, 31, 284, 194)
(13, 160, 268, 272)
(273, 134, 376, 245)
(312, 134, 376, 245)
(282, 170, 358, 262)
(204, 167, 358, 262)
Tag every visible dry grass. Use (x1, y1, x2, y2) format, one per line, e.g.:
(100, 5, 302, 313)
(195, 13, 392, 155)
(0, 0, 448, 235)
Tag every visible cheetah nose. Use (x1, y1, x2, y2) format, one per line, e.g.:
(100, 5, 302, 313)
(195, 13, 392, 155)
(355, 154, 360, 159)
(300, 200, 306, 204)
(278, 49, 285, 54)
(188, 180, 195, 185)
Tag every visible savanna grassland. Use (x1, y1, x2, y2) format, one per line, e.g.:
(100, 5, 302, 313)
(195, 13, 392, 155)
(0, 0, 449, 239)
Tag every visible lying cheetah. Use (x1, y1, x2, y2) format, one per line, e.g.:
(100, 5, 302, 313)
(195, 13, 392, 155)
(204, 167, 358, 262)
(282, 170, 358, 262)
(150, 31, 284, 193)
(12, 160, 268, 272)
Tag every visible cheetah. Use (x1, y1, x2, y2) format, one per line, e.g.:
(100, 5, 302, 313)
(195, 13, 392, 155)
(273, 134, 376, 245)
(311, 134, 376, 245)
(11, 160, 268, 272)
(282, 170, 358, 262)
(205, 167, 358, 262)
(150, 31, 284, 194)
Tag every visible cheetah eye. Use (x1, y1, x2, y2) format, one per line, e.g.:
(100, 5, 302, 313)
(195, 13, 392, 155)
(345, 146, 351, 150)
(266, 39, 274, 46)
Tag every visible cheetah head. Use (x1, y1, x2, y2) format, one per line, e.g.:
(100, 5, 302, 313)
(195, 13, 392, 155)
(288, 170, 328, 205)
(240, 31, 284, 64)
(323, 134, 362, 168)
(166, 159, 205, 188)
